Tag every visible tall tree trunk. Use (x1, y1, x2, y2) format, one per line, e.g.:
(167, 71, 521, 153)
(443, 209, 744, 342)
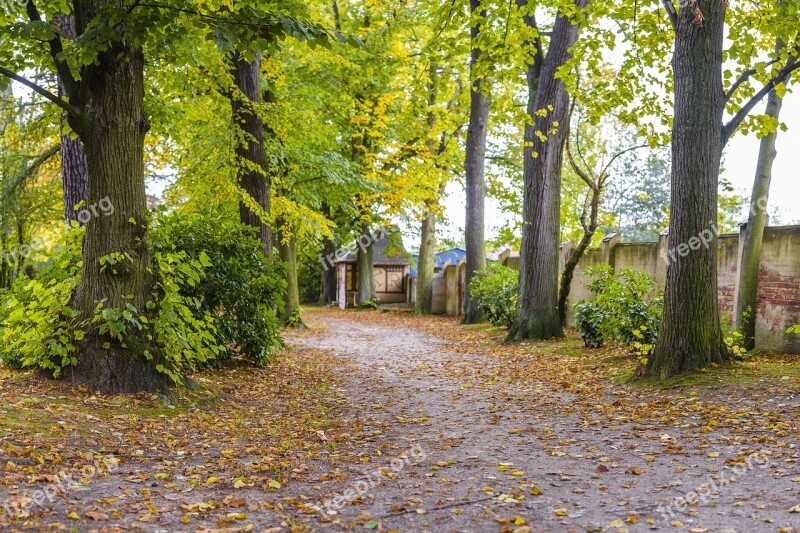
(462, 0, 490, 324)
(645, 0, 730, 378)
(277, 221, 305, 327)
(416, 66, 444, 316)
(318, 203, 337, 306)
(231, 53, 272, 256)
(356, 223, 375, 305)
(55, 13, 88, 224)
(508, 0, 588, 341)
(70, 38, 164, 392)
(319, 237, 336, 305)
(558, 186, 599, 325)
(416, 205, 437, 315)
(735, 42, 784, 351)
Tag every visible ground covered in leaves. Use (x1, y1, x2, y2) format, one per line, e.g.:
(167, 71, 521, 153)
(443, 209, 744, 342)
(0, 308, 798, 532)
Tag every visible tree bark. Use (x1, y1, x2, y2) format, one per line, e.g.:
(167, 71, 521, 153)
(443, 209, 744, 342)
(319, 237, 336, 305)
(356, 222, 376, 305)
(231, 53, 272, 256)
(277, 220, 305, 327)
(416, 205, 437, 315)
(558, 186, 599, 325)
(508, 0, 588, 341)
(416, 65, 444, 316)
(645, 0, 730, 378)
(55, 13, 88, 224)
(735, 42, 784, 351)
(69, 35, 165, 392)
(462, 0, 490, 324)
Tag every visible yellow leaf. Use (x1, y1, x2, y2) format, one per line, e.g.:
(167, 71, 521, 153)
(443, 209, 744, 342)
(610, 518, 624, 527)
(554, 508, 568, 516)
(67, 511, 80, 520)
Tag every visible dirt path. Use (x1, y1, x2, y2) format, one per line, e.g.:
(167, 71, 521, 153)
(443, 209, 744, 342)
(1, 310, 797, 532)
(284, 311, 800, 532)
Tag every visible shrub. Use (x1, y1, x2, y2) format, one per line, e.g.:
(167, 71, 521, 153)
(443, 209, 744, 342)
(0, 228, 83, 376)
(150, 209, 286, 364)
(576, 266, 663, 352)
(469, 263, 518, 327)
(358, 297, 379, 310)
(574, 300, 605, 348)
(721, 310, 750, 359)
(0, 227, 222, 383)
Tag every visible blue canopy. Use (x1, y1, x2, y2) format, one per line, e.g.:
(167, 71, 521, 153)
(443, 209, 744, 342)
(409, 248, 467, 277)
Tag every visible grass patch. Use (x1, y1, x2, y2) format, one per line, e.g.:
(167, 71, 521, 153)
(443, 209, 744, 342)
(614, 353, 800, 390)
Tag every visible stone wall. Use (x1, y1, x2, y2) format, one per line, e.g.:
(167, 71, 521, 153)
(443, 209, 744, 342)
(440, 225, 800, 354)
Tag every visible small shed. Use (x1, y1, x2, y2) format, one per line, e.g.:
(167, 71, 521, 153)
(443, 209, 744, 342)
(335, 233, 411, 308)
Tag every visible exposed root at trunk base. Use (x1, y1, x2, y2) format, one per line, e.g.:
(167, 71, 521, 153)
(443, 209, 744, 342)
(643, 339, 732, 380)
(461, 301, 483, 325)
(506, 312, 564, 343)
(69, 339, 168, 393)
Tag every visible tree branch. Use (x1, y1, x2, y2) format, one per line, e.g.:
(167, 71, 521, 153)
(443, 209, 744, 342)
(566, 126, 596, 190)
(25, 0, 80, 101)
(660, 0, 677, 32)
(0, 68, 80, 117)
(724, 58, 781, 102)
(722, 58, 800, 146)
(5, 143, 62, 200)
(599, 143, 650, 178)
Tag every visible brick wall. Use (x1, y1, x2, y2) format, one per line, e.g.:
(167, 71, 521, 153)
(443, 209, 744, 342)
(483, 225, 800, 354)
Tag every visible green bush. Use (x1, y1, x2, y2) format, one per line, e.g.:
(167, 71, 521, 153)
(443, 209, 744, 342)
(151, 209, 286, 364)
(358, 297, 379, 310)
(0, 227, 222, 383)
(576, 266, 663, 352)
(469, 263, 518, 327)
(574, 300, 605, 348)
(0, 228, 83, 376)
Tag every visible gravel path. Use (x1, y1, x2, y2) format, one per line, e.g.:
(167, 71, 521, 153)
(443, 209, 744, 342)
(285, 312, 800, 533)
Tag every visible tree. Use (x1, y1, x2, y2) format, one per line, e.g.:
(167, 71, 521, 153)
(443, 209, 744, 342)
(0, 92, 62, 287)
(231, 53, 272, 256)
(462, 0, 491, 324)
(735, 39, 789, 350)
(645, 0, 800, 378)
(558, 106, 648, 326)
(54, 14, 88, 224)
(318, 202, 337, 305)
(508, 0, 590, 341)
(1, 0, 334, 391)
(415, 62, 464, 315)
(276, 218, 303, 325)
